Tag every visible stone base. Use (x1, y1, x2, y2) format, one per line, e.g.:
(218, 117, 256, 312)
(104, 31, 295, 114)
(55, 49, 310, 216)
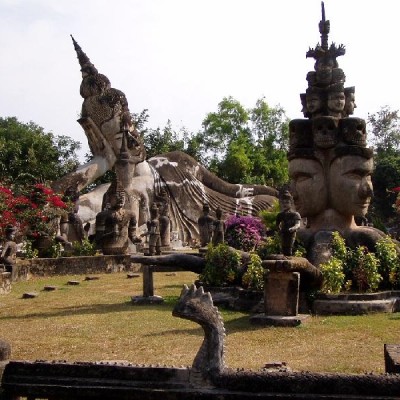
(249, 313, 310, 327)
(385, 344, 400, 373)
(131, 295, 164, 305)
(313, 291, 400, 315)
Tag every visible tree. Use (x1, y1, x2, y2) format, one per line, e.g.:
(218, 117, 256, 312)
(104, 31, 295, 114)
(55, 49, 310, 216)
(0, 117, 80, 185)
(199, 97, 289, 186)
(367, 107, 400, 225)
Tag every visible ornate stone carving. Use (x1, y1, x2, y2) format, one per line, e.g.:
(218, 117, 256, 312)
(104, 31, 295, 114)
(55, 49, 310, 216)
(288, 2, 388, 265)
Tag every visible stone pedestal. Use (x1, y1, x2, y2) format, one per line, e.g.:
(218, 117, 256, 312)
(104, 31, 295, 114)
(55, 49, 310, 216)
(0, 272, 11, 294)
(264, 271, 300, 316)
(131, 264, 163, 305)
(250, 256, 314, 327)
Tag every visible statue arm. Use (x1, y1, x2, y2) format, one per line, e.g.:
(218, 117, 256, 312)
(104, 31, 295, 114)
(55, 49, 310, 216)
(52, 117, 117, 193)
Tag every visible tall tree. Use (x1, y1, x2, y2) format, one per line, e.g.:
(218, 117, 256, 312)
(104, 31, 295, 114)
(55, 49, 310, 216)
(367, 107, 400, 224)
(199, 97, 289, 186)
(0, 117, 80, 185)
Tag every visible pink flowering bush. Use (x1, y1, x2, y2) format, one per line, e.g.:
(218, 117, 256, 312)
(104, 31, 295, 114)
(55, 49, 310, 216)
(225, 214, 265, 252)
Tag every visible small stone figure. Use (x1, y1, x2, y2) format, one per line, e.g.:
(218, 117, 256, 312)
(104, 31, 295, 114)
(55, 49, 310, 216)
(212, 207, 225, 245)
(1, 226, 18, 281)
(159, 202, 171, 248)
(276, 191, 301, 256)
(146, 203, 162, 256)
(198, 203, 215, 247)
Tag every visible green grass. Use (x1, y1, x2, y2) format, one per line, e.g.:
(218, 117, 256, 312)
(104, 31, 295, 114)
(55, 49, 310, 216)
(0, 271, 399, 374)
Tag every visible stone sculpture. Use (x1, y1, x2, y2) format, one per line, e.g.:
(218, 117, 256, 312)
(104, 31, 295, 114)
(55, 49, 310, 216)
(95, 177, 140, 255)
(146, 203, 162, 256)
(275, 191, 301, 256)
(288, 3, 389, 264)
(0, 226, 18, 281)
(212, 207, 225, 245)
(52, 37, 278, 245)
(198, 203, 215, 247)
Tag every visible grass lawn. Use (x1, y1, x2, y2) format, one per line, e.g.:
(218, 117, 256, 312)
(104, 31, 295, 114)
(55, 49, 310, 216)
(0, 271, 399, 374)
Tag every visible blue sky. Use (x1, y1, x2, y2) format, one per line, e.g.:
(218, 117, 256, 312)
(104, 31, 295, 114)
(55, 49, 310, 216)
(1, 0, 400, 160)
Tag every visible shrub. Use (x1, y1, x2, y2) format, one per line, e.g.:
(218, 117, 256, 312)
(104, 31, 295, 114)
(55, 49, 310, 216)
(242, 252, 264, 290)
(225, 215, 265, 252)
(256, 233, 280, 259)
(348, 246, 381, 292)
(320, 257, 345, 294)
(200, 243, 241, 286)
(259, 200, 280, 231)
(72, 238, 97, 256)
(375, 235, 400, 289)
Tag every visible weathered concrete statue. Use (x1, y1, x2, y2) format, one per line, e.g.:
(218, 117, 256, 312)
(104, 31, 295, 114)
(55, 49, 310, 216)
(288, 3, 387, 265)
(52, 36, 278, 245)
(276, 191, 301, 256)
(95, 177, 140, 255)
(0, 226, 17, 281)
(198, 203, 215, 247)
(212, 207, 225, 246)
(146, 203, 162, 256)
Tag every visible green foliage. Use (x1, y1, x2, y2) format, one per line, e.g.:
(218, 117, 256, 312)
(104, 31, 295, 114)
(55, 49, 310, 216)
(259, 200, 280, 231)
(375, 235, 400, 288)
(242, 252, 264, 290)
(320, 257, 345, 294)
(256, 233, 281, 259)
(72, 238, 97, 256)
(368, 107, 400, 223)
(348, 247, 381, 293)
(0, 117, 80, 183)
(49, 242, 64, 259)
(319, 232, 391, 293)
(23, 240, 38, 259)
(200, 97, 289, 187)
(200, 243, 241, 286)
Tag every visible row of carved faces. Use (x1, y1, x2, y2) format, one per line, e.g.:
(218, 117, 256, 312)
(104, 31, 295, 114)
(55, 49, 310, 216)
(300, 87, 355, 118)
(288, 154, 373, 222)
(289, 117, 367, 151)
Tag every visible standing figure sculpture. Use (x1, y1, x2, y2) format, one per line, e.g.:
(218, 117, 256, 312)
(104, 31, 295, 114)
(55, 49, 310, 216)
(212, 207, 225, 246)
(198, 203, 215, 247)
(0, 226, 18, 281)
(276, 191, 301, 256)
(146, 203, 162, 256)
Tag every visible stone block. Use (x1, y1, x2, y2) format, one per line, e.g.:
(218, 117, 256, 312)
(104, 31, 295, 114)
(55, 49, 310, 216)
(264, 271, 300, 316)
(384, 344, 400, 373)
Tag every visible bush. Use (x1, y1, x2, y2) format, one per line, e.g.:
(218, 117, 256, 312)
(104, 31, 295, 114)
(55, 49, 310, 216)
(320, 257, 345, 294)
(200, 243, 241, 286)
(225, 215, 265, 252)
(256, 233, 280, 259)
(242, 252, 264, 290)
(72, 238, 97, 256)
(319, 231, 385, 293)
(375, 235, 400, 289)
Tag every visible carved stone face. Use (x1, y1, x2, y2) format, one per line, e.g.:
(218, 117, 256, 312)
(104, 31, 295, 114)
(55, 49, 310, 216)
(340, 118, 367, 146)
(289, 158, 327, 217)
(312, 116, 339, 149)
(327, 92, 345, 114)
(344, 92, 356, 116)
(329, 155, 373, 217)
(306, 93, 322, 114)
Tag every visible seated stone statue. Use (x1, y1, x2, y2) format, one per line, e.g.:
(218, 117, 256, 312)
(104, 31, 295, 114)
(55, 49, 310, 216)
(95, 178, 140, 255)
(0, 226, 18, 281)
(275, 191, 301, 256)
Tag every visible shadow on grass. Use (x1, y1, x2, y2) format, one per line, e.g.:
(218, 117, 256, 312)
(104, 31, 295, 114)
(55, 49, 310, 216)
(0, 300, 176, 321)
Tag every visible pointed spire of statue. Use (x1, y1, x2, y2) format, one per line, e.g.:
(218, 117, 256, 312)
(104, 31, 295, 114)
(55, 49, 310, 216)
(319, 2, 330, 51)
(70, 34, 98, 75)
